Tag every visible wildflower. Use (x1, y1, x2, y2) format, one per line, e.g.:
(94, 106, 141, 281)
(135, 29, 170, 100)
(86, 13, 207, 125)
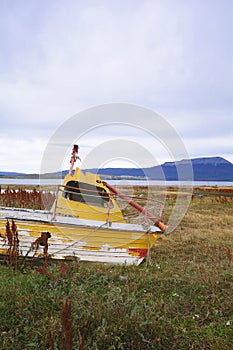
(193, 314, 200, 319)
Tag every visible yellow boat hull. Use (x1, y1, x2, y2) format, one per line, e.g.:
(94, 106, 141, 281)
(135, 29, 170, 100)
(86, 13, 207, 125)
(0, 216, 161, 265)
(0, 168, 164, 265)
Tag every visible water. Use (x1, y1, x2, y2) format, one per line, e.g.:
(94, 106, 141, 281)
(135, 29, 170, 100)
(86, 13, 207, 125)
(0, 178, 233, 187)
(108, 180, 233, 187)
(0, 178, 63, 186)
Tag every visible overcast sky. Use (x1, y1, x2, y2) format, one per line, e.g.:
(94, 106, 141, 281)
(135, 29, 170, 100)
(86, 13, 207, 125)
(0, 0, 232, 173)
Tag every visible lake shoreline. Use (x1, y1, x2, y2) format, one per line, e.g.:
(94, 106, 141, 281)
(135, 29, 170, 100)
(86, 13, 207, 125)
(0, 178, 233, 187)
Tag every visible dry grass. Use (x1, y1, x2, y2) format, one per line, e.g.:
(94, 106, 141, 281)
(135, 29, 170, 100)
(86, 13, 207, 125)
(0, 185, 232, 349)
(0, 186, 55, 210)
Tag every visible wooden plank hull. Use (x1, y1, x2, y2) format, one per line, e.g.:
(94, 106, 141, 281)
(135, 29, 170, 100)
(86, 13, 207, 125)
(0, 214, 161, 265)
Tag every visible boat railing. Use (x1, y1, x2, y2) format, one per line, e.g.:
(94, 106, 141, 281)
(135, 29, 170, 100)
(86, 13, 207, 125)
(52, 184, 164, 228)
(113, 194, 164, 227)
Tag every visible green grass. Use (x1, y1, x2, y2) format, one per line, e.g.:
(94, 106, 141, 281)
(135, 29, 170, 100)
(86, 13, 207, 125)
(0, 187, 232, 349)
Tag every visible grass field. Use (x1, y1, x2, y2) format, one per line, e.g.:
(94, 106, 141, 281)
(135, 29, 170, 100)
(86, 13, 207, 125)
(0, 186, 232, 349)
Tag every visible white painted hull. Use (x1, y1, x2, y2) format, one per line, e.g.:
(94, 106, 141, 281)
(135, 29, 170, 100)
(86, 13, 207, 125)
(0, 207, 162, 265)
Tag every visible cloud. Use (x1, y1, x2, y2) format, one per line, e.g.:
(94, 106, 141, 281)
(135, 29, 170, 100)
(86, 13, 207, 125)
(0, 0, 232, 171)
(1, 1, 232, 106)
(165, 108, 233, 138)
(0, 137, 46, 173)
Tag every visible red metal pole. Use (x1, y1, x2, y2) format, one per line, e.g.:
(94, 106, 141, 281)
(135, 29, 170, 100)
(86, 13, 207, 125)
(69, 145, 80, 175)
(103, 182, 167, 232)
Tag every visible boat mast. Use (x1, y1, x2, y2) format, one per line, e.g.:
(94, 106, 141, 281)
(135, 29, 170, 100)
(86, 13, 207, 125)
(69, 144, 80, 175)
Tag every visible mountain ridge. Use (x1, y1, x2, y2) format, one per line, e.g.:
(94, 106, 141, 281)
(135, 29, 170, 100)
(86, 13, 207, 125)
(0, 157, 232, 181)
(88, 156, 233, 181)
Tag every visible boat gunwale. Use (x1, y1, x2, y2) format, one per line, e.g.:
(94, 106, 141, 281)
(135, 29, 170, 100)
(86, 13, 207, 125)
(0, 209, 162, 234)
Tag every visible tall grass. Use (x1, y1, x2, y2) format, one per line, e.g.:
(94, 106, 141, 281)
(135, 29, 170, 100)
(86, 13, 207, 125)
(0, 186, 55, 210)
(0, 186, 232, 349)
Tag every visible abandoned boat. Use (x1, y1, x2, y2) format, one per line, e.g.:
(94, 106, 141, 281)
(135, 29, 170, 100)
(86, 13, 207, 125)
(0, 146, 166, 265)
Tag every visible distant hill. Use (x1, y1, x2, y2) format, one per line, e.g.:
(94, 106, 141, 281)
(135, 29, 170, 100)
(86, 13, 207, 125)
(88, 157, 233, 181)
(187, 157, 233, 181)
(0, 171, 25, 177)
(0, 157, 232, 181)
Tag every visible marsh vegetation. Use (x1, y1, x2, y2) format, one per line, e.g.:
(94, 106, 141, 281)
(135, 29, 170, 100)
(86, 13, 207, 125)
(0, 186, 232, 349)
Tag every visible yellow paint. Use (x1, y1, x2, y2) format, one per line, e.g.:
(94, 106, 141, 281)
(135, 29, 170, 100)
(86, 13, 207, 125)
(53, 168, 125, 223)
(0, 167, 162, 263)
(0, 218, 159, 251)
